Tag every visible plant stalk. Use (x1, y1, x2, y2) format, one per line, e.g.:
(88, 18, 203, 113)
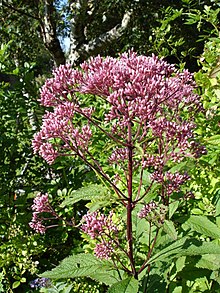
(127, 121, 137, 279)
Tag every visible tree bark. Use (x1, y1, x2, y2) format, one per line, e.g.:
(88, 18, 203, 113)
(39, 0, 66, 66)
(1, 0, 133, 67)
(68, 0, 133, 65)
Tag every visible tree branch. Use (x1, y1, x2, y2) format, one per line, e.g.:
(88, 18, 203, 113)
(39, 0, 66, 66)
(69, 0, 89, 49)
(68, 8, 133, 65)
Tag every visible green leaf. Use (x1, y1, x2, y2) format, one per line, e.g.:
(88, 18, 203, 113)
(107, 277, 139, 293)
(191, 208, 204, 215)
(163, 220, 177, 240)
(89, 270, 125, 286)
(141, 170, 152, 185)
(60, 184, 107, 207)
(57, 188, 67, 197)
(40, 254, 119, 285)
(196, 254, 220, 271)
(134, 216, 151, 244)
(148, 238, 220, 265)
(40, 287, 59, 293)
(42, 282, 73, 293)
(204, 135, 220, 145)
(86, 199, 111, 212)
(175, 256, 186, 273)
(216, 199, 220, 217)
(211, 270, 220, 285)
(58, 283, 73, 293)
(185, 215, 220, 238)
(170, 286, 182, 293)
(148, 237, 187, 264)
(180, 241, 220, 256)
(12, 281, 20, 289)
(169, 201, 179, 219)
(168, 161, 188, 173)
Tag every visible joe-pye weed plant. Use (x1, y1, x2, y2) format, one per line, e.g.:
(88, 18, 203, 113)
(29, 51, 220, 292)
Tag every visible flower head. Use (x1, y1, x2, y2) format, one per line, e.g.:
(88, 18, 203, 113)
(81, 211, 118, 239)
(32, 101, 92, 164)
(34, 51, 203, 167)
(29, 212, 46, 234)
(31, 193, 51, 213)
(94, 241, 114, 259)
(29, 193, 54, 234)
(138, 202, 157, 219)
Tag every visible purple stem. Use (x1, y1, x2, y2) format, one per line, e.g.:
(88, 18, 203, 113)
(127, 121, 137, 279)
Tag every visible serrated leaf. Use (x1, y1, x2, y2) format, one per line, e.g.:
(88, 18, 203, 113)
(196, 254, 220, 271)
(141, 170, 152, 185)
(40, 254, 118, 286)
(179, 266, 210, 282)
(163, 220, 177, 240)
(89, 270, 124, 286)
(134, 217, 151, 243)
(61, 284, 73, 293)
(143, 271, 166, 293)
(185, 215, 220, 238)
(148, 238, 220, 265)
(143, 190, 157, 203)
(107, 277, 139, 293)
(40, 282, 73, 293)
(56, 282, 73, 292)
(60, 184, 107, 207)
(40, 288, 58, 293)
(182, 241, 220, 256)
(216, 217, 220, 228)
(56, 283, 66, 291)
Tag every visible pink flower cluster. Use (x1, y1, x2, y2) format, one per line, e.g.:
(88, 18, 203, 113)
(40, 64, 82, 107)
(31, 193, 51, 213)
(142, 117, 202, 168)
(29, 193, 52, 234)
(94, 240, 114, 259)
(29, 213, 46, 234)
(32, 102, 92, 164)
(109, 147, 128, 165)
(151, 171, 190, 196)
(142, 154, 164, 168)
(34, 51, 203, 167)
(81, 211, 118, 239)
(138, 201, 157, 219)
(149, 118, 194, 146)
(81, 211, 118, 259)
(77, 52, 200, 132)
(165, 171, 190, 195)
